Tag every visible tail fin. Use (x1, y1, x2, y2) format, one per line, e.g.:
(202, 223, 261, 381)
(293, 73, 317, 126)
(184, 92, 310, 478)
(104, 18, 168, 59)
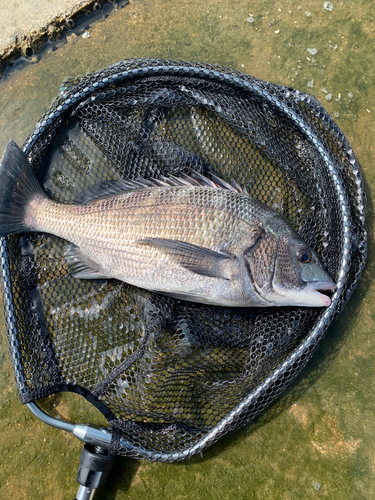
(0, 140, 46, 236)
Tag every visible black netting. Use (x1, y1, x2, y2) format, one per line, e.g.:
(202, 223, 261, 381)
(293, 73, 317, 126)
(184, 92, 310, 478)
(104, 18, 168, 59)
(0, 59, 366, 461)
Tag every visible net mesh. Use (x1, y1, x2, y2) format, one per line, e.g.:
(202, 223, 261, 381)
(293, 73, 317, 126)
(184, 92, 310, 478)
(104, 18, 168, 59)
(0, 59, 366, 461)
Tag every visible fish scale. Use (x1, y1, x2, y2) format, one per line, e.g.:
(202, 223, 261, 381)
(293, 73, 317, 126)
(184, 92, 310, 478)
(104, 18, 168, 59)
(35, 188, 252, 250)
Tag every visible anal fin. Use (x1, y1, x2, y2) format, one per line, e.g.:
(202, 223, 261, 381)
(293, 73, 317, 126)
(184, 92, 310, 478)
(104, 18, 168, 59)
(65, 245, 109, 279)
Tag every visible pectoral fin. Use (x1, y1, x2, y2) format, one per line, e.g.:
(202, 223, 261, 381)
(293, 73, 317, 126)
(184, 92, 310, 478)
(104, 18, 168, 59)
(65, 245, 109, 279)
(137, 238, 237, 280)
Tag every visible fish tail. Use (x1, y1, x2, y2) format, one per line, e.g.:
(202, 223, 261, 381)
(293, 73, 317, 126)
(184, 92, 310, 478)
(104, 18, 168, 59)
(0, 140, 47, 236)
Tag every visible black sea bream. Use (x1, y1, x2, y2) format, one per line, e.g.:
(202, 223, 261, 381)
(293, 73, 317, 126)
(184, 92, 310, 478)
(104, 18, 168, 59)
(0, 141, 335, 307)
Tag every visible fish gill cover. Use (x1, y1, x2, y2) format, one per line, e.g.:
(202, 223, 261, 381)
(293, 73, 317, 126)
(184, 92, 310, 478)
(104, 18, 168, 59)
(0, 59, 366, 460)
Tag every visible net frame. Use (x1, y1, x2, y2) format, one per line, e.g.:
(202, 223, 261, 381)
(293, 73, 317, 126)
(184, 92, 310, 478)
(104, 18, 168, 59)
(0, 58, 366, 461)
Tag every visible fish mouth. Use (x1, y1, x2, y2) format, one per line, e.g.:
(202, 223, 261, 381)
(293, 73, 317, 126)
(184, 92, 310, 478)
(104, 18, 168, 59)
(306, 281, 336, 307)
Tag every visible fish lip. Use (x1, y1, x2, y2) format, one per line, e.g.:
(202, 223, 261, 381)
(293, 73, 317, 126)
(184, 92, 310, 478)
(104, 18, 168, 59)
(306, 281, 336, 307)
(307, 281, 337, 292)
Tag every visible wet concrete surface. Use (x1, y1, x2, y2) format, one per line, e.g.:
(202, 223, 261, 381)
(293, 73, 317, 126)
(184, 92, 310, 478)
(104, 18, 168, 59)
(0, 0, 374, 498)
(0, 0, 94, 59)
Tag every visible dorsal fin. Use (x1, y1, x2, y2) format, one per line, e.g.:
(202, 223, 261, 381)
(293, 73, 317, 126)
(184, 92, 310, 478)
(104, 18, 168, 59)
(74, 178, 168, 204)
(185, 171, 218, 188)
(75, 171, 246, 204)
(167, 171, 245, 193)
(230, 178, 246, 194)
(210, 173, 240, 193)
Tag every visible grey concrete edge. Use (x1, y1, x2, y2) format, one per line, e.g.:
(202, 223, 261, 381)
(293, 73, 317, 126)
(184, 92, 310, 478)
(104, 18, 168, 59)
(0, 0, 98, 62)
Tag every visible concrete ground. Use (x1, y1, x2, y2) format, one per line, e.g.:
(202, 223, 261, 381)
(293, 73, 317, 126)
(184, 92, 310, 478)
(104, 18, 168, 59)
(0, 0, 374, 498)
(0, 0, 94, 60)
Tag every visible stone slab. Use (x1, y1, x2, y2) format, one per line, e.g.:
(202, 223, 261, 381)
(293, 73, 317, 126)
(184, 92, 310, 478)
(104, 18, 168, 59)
(0, 0, 94, 59)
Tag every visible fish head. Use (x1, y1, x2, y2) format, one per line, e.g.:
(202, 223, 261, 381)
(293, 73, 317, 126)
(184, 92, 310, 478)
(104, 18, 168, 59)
(245, 232, 336, 307)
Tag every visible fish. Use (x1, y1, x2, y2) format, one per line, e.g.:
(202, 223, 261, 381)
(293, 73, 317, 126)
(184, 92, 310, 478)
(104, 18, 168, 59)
(0, 140, 336, 308)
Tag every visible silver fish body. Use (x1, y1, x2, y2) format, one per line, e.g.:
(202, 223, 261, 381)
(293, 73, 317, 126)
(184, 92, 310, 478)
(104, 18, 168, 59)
(0, 141, 336, 307)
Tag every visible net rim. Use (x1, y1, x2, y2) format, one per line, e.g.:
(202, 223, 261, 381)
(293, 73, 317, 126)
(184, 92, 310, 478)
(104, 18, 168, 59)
(0, 58, 366, 461)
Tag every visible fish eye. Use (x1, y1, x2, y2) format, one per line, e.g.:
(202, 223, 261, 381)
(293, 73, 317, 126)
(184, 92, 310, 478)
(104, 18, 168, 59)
(297, 248, 312, 263)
